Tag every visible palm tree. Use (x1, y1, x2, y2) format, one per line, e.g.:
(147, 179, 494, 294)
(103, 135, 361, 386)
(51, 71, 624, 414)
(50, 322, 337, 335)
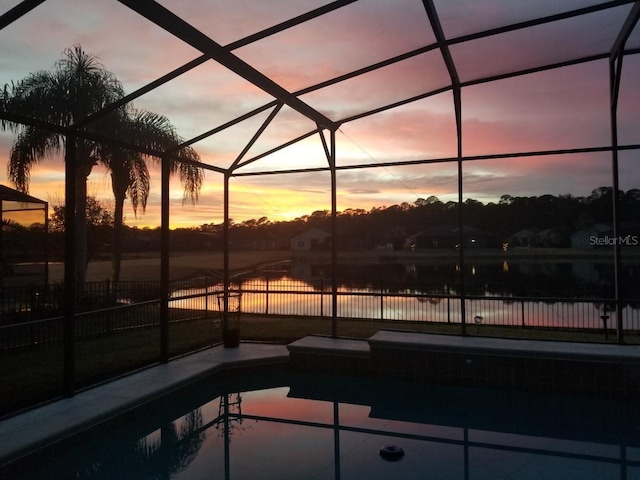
(2, 45, 204, 289)
(102, 108, 204, 286)
(1, 45, 125, 287)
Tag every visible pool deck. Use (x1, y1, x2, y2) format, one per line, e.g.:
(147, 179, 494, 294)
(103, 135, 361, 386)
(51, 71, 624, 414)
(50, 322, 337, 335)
(0, 343, 289, 466)
(2, 331, 640, 468)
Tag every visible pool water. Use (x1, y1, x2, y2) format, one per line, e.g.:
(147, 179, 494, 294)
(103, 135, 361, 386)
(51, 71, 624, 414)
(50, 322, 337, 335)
(4, 372, 640, 479)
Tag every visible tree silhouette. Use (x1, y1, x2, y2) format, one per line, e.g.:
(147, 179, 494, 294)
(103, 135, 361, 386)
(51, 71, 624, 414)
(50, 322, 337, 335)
(2, 45, 204, 287)
(2, 45, 125, 286)
(100, 108, 203, 286)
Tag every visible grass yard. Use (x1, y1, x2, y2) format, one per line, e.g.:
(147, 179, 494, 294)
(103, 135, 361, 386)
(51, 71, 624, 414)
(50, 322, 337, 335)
(0, 318, 220, 417)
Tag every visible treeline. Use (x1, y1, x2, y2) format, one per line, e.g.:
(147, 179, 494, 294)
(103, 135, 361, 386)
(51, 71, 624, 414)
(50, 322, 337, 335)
(4, 187, 640, 264)
(194, 186, 640, 250)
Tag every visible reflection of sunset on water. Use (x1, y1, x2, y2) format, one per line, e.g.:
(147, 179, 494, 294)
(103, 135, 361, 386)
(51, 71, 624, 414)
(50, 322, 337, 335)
(240, 388, 335, 425)
(167, 254, 640, 331)
(169, 262, 640, 331)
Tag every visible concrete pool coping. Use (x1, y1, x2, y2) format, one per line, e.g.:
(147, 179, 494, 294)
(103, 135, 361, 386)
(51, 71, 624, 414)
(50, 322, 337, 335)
(0, 343, 289, 466)
(287, 331, 640, 398)
(287, 335, 370, 357)
(368, 330, 640, 363)
(287, 330, 640, 364)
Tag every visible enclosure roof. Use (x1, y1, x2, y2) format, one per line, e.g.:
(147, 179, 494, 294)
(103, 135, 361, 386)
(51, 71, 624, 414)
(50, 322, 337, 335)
(0, 0, 639, 178)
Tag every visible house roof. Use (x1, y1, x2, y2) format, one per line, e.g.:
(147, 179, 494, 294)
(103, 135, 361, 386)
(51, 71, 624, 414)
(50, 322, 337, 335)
(0, 184, 46, 204)
(510, 228, 541, 237)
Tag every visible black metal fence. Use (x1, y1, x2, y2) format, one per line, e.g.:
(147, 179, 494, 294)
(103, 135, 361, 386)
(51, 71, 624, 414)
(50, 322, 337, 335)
(1, 278, 638, 350)
(0, 280, 211, 350)
(237, 278, 639, 332)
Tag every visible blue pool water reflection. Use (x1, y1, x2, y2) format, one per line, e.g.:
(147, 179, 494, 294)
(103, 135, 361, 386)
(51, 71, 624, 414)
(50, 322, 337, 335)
(6, 372, 640, 479)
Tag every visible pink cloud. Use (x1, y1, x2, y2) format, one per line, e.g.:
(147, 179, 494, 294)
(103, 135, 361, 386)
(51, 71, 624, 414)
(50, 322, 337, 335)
(299, 50, 451, 122)
(234, 0, 435, 92)
(618, 56, 640, 145)
(462, 61, 611, 155)
(156, 1, 338, 47)
(460, 152, 613, 201)
(336, 94, 458, 161)
(450, 5, 632, 83)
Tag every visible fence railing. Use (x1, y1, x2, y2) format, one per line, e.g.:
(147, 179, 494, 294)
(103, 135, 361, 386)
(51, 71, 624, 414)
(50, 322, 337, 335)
(1, 278, 638, 350)
(236, 278, 639, 332)
(0, 283, 212, 350)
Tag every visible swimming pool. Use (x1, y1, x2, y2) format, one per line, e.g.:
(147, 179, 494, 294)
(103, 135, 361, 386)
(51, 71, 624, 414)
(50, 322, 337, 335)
(4, 371, 640, 479)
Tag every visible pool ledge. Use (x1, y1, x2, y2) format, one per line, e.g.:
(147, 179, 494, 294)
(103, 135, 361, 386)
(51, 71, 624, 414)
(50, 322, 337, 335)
(287, 332, 640, 399)
(287, 335, 371, 376)
(288, 335, 369, 356)
(369, 330, 640, 398)
(369, 330, 640, 363)
(0, 343, 289, 466)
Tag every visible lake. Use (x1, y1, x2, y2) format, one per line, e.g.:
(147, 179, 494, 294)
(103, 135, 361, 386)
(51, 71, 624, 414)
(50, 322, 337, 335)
(171, 258, 640, 332)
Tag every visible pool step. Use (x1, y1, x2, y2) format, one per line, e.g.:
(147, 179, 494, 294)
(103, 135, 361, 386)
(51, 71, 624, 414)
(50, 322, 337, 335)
(288, 330, 640, 399)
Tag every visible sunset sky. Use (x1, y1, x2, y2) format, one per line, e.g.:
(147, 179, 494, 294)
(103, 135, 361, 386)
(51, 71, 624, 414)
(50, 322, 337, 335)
(1, 0, 639, 228)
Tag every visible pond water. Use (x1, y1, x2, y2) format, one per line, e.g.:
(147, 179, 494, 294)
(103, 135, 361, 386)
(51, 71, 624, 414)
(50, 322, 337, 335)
(170, 259, 640, 331)
(281, 257, 636, 298)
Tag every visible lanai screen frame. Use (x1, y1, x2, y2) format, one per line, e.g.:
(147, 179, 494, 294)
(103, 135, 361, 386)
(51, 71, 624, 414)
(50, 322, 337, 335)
(1, 0, 639, 394)
(0, 184, 49, 286)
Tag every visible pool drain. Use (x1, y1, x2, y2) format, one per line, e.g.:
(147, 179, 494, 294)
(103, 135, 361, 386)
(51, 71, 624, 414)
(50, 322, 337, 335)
(379, 445, 405, 461)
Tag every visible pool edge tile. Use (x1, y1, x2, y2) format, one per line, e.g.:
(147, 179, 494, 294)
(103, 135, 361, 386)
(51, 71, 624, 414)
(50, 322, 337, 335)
(0, 343, 289, 466)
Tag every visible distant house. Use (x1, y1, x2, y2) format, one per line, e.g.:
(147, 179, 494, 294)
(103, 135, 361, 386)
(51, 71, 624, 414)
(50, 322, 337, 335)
(171, 230, 221, 251)
(290, 227, 331, 251)
(571, 224, 612, 249)
(406, 225, 491, 250)
(508, 227, 567, 248)
(535, 228, 567, 248)
(231, 231, 280, 250)
(509, 228, 540, 248)
(126, 229, 160, 252)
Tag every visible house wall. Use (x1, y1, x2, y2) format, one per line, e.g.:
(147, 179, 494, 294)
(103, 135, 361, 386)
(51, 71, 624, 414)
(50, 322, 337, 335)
(290, 228, 331, 251)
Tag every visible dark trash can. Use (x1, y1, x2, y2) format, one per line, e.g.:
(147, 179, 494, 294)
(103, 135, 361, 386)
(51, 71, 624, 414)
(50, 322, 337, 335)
(217, 291, 241, 348)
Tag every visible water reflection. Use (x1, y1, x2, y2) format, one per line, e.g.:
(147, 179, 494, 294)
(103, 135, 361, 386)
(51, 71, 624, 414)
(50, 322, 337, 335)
(283, 258, 635, 298)
(14, 410, 206, 480)
(176, 259, 637, 299)
(7, 374, 639, 479)
(169, 259, 640, 330)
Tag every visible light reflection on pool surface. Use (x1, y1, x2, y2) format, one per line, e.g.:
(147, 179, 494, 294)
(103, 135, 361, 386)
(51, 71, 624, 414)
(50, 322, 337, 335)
(4, 372, 640, 480)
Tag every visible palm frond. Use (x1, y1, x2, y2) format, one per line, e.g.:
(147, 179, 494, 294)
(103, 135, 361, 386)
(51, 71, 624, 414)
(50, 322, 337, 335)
(126, 156, 150, 217)
(116, 107, 205, 206)
(176, 153, 205, 205)
(1, 218, 25, 231)
(8, 127, 61, 192)
(130, 109, 178, 152)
